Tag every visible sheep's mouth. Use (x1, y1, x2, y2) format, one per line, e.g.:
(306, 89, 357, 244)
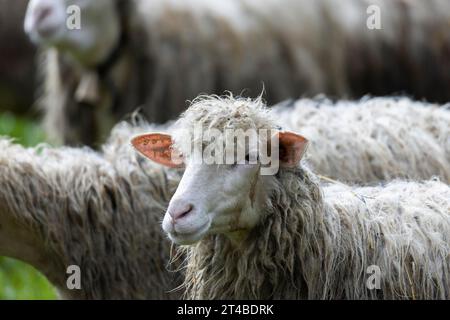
(35, 24, 61, 41)
(170, 222, 210, 245)
(32, 16, 64, 40)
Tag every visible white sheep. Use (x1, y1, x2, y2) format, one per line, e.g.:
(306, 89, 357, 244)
(133, 95, 450, 299)
(25, 0, 450, 146)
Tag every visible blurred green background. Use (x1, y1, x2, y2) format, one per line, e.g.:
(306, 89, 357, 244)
(0, 112, 57, 300)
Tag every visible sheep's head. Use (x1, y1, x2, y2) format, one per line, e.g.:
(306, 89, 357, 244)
(24, 0, 121, 66)
(132, 96, 309, 245)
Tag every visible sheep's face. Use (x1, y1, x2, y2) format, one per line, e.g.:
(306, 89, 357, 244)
(132, 130, 308, 246)
(24, 0, 120, 66)
(164, 159, 266, 245)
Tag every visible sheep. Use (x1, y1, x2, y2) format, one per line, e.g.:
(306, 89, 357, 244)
(132, 95, 450, 299)
(25, 0, 450, 147)
(0, 121, 183, 299)
(0, 95, 447, 299)
(273, 96, 450, 183)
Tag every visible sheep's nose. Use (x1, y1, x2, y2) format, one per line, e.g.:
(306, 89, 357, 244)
(34, 6, 53, 24)
(169, 203, 194, 222)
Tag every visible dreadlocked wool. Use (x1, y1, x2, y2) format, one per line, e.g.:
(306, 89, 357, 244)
(0, 121, 183, 299)
(168, 95, 450, 299)
(273, 96, 450, 183)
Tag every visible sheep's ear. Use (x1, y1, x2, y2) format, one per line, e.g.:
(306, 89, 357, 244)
(131, 133, 184, 168)
(277, 131, 309, 167)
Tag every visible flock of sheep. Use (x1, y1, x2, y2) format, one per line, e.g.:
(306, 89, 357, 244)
(0, 0, 449, 299)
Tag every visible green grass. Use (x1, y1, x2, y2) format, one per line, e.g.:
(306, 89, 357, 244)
(0, 257, 57, 300)
(0, 112, 46, 147)
(0, 112, 58, 300)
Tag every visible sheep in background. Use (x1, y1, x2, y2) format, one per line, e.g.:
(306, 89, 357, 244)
(133, 95, 450, 299)
(0, 122, 183, 299)
(273, 97, 450, 183)
(25, 0, 450, 147)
